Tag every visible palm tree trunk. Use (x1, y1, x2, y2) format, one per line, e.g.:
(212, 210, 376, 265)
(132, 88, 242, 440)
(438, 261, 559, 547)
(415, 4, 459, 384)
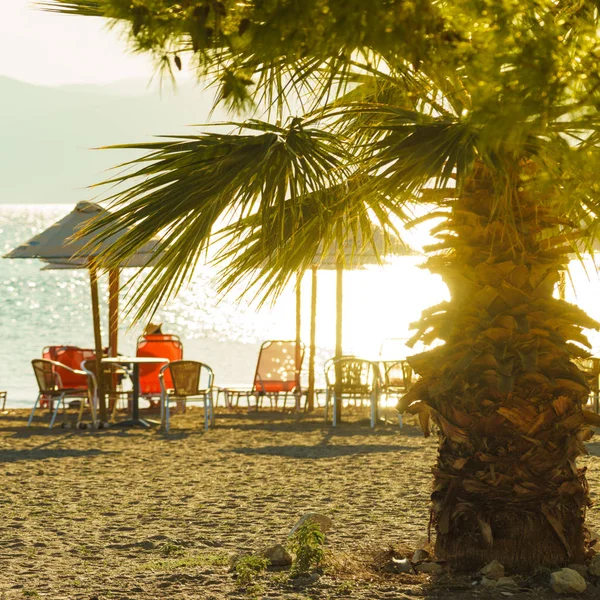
(402, 164, 598, 571)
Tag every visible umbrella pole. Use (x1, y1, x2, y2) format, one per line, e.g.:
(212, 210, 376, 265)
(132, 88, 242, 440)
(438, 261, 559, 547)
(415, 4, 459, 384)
(108, 269, 119, 357)
(108, 268, 120, 419)
(295, 271, 302, 411)
(335, 259, 343, 422)
(307, 266, 317, 412)
(89, 259, 107, 421)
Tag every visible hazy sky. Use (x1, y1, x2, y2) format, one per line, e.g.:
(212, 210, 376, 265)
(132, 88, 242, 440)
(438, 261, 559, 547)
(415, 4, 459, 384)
(1, 0, 186, 85)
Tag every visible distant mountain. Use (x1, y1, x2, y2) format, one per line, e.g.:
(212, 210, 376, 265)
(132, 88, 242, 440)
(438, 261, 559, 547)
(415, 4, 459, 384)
(0, 76, 231, 204)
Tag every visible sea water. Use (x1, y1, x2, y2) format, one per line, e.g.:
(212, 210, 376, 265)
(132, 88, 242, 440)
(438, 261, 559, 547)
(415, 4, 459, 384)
(0, 205, 451, 407)
(6, 205, 599, 409)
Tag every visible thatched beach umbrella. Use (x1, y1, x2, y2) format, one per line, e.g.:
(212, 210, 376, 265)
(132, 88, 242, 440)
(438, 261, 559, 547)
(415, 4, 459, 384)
(4, 201, 159, 420)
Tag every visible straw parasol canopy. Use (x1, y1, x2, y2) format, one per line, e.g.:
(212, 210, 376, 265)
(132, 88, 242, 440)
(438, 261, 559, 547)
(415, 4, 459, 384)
(4, 201, 159, 420)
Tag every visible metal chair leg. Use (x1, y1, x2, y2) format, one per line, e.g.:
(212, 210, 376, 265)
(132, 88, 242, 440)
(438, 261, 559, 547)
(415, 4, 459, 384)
(49, 393, 64, 429)
(370, 391, 376, 429)
(209, 392, 215, 426)
(398, 413, 403, 429)
(159, 390, 165, 431)
(324, 390, 329, 422)
(89, 391, 98, 428)
(27, 393, 42, 427)
(204, 397, 209, 431)
(165, 393, 171, 433)
(332, 392, 337, 427)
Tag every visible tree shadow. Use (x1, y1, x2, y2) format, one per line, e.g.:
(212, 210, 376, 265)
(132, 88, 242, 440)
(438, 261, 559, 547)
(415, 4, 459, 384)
(212, 411, 423, 437)
(0, 447, 114, 463)
(224, 443, 419, 459)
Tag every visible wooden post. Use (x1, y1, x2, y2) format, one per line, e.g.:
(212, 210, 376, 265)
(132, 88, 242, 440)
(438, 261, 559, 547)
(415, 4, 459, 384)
(335, 259, 343, 421)
(295, 271, 302, 410)
(108, 268, 120, 416)
(108, 268, 119, 357)
(89, 259, 107, 421)
(307, 266, 318, 411)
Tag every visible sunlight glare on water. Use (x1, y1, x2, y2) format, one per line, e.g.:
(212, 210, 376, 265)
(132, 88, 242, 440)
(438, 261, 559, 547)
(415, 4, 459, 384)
(0, 205, 450, 406)
(5, 205, 600, 409)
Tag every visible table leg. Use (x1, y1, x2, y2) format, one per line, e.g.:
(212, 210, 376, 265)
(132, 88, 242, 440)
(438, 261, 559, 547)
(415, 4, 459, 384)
(113, 363, 157, 428)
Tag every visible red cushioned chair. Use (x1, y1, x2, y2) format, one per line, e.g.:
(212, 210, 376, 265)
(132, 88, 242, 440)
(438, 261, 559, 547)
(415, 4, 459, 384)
(136, 334, 184, 407)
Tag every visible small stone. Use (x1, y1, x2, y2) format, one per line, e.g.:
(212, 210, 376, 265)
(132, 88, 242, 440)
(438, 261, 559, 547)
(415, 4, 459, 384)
(479, 559, 505, 580)
(382, 557, 414, 574)
(568, 563, 589, 579)
(260, 544, 292, 567)
(551, 568, 587, 594)
(415, 561, 444, 575)
(496, 577, 517, 589)
(481, 576, 497, 588)
(588, 554, 600, 577)
(289, 513, 333, 536)
(412, 549, 430, 562)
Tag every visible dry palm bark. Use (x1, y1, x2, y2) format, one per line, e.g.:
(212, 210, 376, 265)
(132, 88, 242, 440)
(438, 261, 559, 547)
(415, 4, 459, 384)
(400, 164, 600, 571)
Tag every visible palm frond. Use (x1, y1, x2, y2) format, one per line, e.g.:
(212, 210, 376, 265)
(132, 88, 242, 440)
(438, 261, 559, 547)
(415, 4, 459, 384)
(37, 1, 102, 16)
(211, 176, 413, 304)
(80, 117, 351, 319)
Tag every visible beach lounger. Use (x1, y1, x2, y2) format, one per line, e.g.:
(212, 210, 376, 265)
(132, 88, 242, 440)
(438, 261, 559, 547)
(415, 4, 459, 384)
(28, 359, 90, 428)
(222, 340, 305, 411)
(324, 356, 378, 428)
(136, 333, 183, 408)
(159, 360, 214, 432)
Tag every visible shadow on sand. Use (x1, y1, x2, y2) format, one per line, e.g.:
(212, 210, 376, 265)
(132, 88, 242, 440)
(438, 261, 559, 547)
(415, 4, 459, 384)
(224, 443, 420, 459)
(0, 447, 113, 463)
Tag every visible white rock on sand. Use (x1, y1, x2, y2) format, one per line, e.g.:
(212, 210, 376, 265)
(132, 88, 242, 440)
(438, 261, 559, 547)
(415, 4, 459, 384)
(550, 568, 587, 594)
(289, 513, 333, 536)
(260, 543, 292, 566)
(479, 559, 505, 580)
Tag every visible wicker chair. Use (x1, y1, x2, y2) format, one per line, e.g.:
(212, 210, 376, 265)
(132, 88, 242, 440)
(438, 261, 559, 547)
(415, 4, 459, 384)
(28, 359, 89, 428)
(377, 359, 415, 428)
(324, 356, 378, 427)
(159, 360, 214, 432)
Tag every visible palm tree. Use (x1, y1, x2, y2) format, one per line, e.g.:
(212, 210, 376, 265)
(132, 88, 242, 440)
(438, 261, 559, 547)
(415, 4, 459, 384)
(43, 0, 600, 570)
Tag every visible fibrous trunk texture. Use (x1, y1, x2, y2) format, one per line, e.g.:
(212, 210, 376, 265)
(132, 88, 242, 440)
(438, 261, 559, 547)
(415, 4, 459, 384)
(401, 165, 599, 571)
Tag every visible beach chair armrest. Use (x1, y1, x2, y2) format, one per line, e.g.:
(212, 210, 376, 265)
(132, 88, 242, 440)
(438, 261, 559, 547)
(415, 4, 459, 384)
(43, 359, 85, 377)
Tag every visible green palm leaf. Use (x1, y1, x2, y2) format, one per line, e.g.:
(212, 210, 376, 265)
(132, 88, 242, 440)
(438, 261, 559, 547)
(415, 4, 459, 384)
(211, 176, 412, 303)
(81, 118, 351, 318)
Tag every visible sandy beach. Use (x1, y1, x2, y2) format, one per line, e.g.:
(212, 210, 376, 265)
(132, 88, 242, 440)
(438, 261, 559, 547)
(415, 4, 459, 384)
(2, 407, 600, 599)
